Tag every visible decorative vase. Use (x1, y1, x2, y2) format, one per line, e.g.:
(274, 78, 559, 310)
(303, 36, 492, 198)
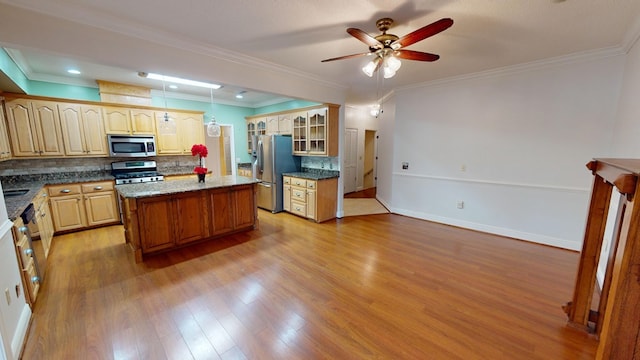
(197, 173, 206, 183)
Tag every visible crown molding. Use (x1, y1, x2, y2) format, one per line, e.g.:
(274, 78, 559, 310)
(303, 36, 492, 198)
(397, 46, 625, 92)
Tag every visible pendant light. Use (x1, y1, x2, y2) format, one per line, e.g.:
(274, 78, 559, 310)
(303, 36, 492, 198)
(207, 88, 221, 137)
(157, 79, 177, 135)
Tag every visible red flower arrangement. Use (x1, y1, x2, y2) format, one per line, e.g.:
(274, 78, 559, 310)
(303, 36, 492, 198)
(191, 144, 208, 175)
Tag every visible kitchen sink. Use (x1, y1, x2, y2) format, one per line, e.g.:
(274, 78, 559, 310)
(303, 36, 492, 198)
(3, 189, 30, 197)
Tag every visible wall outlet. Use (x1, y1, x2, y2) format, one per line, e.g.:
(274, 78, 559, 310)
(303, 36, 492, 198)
(457, 201, 464, 209)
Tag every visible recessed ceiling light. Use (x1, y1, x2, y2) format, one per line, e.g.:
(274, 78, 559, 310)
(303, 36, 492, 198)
(67, 69, 81, 75)
(169, 85, 178, 89)
(236, 90, 246, 99)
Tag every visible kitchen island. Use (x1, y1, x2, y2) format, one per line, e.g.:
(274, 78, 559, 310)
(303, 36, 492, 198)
(116, 176, 259, 262)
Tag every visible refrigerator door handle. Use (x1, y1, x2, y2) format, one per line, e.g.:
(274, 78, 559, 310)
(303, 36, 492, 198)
(257, 138, 264, 175)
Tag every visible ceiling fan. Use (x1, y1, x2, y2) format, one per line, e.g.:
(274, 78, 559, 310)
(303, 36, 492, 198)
(322, 17, 454, 78)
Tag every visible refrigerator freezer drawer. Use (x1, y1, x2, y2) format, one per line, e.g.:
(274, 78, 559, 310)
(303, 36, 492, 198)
(257, 182, 275, 211)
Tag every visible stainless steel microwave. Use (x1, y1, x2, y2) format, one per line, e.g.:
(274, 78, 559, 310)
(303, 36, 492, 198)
(107, 135, 157, 157)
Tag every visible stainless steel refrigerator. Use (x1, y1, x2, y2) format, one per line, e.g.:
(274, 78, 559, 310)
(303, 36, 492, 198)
(255, 134, 300, 213)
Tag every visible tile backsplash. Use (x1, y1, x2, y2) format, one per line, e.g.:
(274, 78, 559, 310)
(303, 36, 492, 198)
(301, 156, 340, 171)
(0, 156, 200, 177)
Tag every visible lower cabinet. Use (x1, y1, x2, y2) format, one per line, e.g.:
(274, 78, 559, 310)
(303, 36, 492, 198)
(49, 181, 119, 232)
(128, 184, 257, 260)
(12, 218, 39, 307)
(283, 176, 337, 223)
(29, 188, 54, 258)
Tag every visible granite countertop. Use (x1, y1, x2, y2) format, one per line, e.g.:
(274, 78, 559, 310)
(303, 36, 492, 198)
(1, 172, 116, 221)
(282, 169, 340, 180)
(116, 175, 259, 199)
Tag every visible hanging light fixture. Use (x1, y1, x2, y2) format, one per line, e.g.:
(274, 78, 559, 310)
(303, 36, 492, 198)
(362, 50, 401, 79)
(158, 79, 177, 135)
(207, 88, 221, 138)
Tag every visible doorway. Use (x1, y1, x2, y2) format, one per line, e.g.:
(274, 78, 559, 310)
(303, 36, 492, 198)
(363, 130, 377, 190)
(204, 124, 236, 176)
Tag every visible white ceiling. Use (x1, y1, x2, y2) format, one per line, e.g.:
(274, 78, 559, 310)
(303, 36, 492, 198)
(0, 0, 639, 108)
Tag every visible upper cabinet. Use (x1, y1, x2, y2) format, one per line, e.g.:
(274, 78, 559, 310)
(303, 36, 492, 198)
(0, 101, 12, 161)
(155, 111, 205, 155)
(265, 114, 292, 136)
(5, 98, 65, 157)
(3, 94, 205, 158)
(58, 103, 107, 156)
(246, 104, 338, 157)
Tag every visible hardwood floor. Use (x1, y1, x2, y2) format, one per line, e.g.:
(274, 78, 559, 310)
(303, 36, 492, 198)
(22, 210, 597, 359)
(344, 187, 376, 199)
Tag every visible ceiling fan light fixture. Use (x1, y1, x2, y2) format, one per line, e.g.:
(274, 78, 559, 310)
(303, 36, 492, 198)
(362, 57, 381, 77)
(385, 55, 402, 72)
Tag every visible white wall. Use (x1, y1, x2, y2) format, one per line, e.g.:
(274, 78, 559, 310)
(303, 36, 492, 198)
(386, 54, 626, 250)
(376, 96, 396, 209)
(610, 37, 640, 155)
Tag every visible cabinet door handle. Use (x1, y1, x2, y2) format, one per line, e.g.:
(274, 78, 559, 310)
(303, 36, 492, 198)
(19, 226, 28, 233)
(60, 189, 71, 193)
(24, 248, 33, 255)
(94, 186, 103, 190)
(31, 276, 40, 284)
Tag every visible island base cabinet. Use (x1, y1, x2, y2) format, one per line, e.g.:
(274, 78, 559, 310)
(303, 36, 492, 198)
(138, 195, 175, 253)
(124, 183, 258, 262)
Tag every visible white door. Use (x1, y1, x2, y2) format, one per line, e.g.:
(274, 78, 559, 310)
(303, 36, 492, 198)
(344, 128, 357, 194)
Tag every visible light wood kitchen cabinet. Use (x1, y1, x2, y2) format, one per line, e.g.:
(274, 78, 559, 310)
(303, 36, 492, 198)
(155, 111, 205, 155)
(246, 104, 339, 157)
(48, 184, 86, 232)
(266, 114, 292, 135)
(129, 109, 156, 135)
(49, 181, 119, 232)
(283, 176, 337, 222)
(102, 106, 132, 134)
(294, 106, 338, 156)
(0, 100, 11, 160)
(283, 177, 291, 212)
(29, 188, 54, 259)
(58, 103, 108, 156)
(104, 107, 155, 135)
(82, 181, 119, 226)
(5, 98, 65, 157)
(12, 217, 40, 307)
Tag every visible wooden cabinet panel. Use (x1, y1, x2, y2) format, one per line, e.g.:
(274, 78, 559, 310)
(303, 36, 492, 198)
(50, 195, 86, 232)
(233, 185, 255, 229)
(174, 191, 209, 245)
(84, 192, 118, 226)
(81, 106, 107, 155)
(278, 114, 292, 135)
(31, 100, 65, 156)
(155, 112, 181, 154)
(130, 109, 155, 135)
(6, 99, 64, 157)
(58, 103, 86, 155)
(283, 183, 291, 212)
(155, 111, 205, 155)
(0, 102, 12, 160)
(138, 196, 175, 252)
(209, 188, 233, 235)
(266, 116, 278, 135)
(6, 99, 38, 156)
(103, 106, 132, 134)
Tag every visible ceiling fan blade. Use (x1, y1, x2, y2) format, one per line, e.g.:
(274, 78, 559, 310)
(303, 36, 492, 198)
(395, 49, 440, 62)
(321, 52, 372, 62)
(347, 28, 383, 49)
(391, 18, 453, 49)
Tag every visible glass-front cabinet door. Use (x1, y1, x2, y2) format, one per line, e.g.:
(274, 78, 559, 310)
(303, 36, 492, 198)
(307, 108, 327, 155)
(247, 119, 256, 153)
(292, 112, 307, 154)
